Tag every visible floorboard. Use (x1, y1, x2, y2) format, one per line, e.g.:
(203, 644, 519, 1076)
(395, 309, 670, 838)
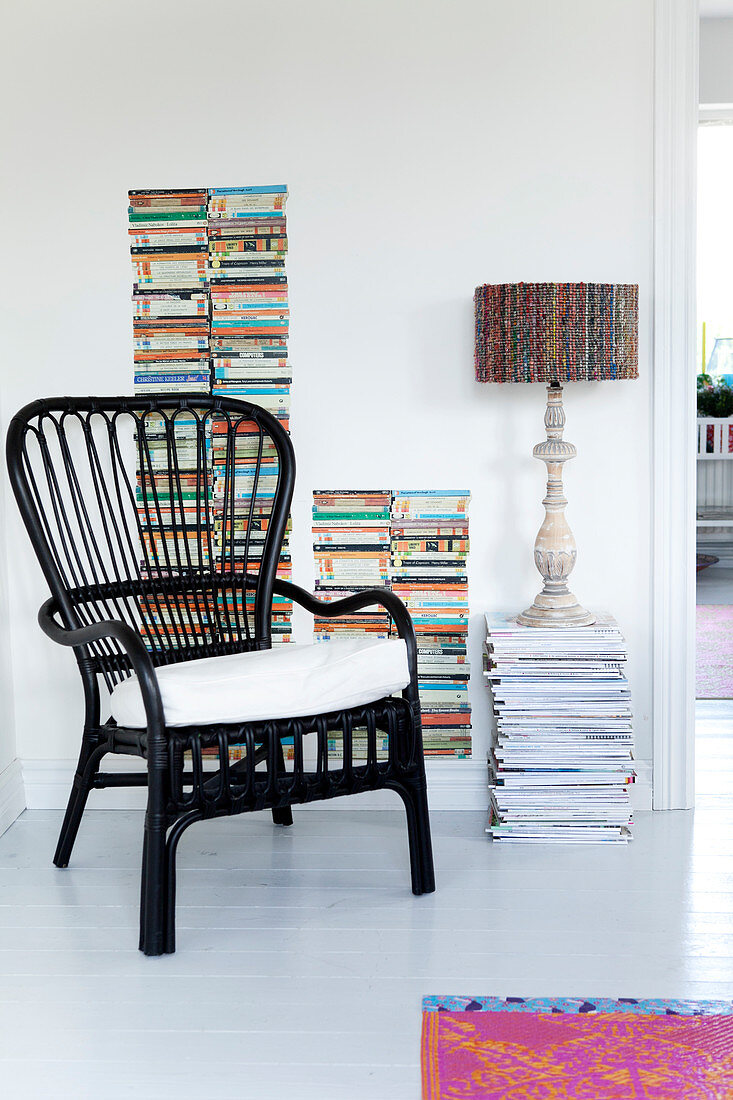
(697, 564, 733, 605)
(1, 703, 732, 1098)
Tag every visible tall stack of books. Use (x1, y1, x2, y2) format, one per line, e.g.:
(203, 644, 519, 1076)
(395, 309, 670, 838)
(128, 189, 211, 395)
(128, 184, 293, 650)
(391, 491, 472, 757)
(484, 613, 635, 842)
(311, 489, 472, 759)
(136, 416, 214, 654)
(133, 409, 214, 650)
(128, 189, 212, 651)
(208, 185, 289, 415)
(312, 491, 393, 640)
(209, 418, 293, 645)
(207, 185, 292, 644)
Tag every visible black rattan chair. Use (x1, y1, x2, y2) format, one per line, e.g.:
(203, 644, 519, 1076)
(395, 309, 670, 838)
(6, 395, 435, 954)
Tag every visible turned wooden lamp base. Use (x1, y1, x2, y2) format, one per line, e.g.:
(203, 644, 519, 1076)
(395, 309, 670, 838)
(517, 591, 596, 628)
(517, 382, 596, 629)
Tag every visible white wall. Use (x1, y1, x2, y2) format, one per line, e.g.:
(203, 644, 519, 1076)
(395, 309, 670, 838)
(1, 0, 654, 796)
(700, 17, 733, 104)
(0, 381, 22, 831)
(0, 392, 17, 776)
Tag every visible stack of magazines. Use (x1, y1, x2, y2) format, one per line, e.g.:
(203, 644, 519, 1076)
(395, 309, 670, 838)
(484, 612, 635, 843)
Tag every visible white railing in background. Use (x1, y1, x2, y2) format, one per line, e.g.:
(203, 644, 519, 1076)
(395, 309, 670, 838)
(697, 417, 733, 458)
(697, 418, 733, 532)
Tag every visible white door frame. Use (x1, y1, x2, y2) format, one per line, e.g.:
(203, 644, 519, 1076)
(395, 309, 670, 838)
(651, 0, 698, 809)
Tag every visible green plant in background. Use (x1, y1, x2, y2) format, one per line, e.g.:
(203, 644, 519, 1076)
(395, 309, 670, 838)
(697, 373, 733, 417)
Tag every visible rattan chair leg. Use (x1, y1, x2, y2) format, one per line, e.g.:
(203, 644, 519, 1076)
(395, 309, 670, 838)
(54, 779, 91, 868)
(164, 823, 180, 955)
(391, 779, 436, 896)
(139, 771, 169, 956)
(271, 737, 293, 827)
(55, 670, 102, 868)
(53, 739, 102, 868)
(271, 806, 293, 825)
(140, 828, 167, 956)
(164, 810, 203, 954)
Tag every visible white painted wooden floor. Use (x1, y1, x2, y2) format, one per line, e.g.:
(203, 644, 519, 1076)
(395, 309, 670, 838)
(697, 562, 733, 604)
(2, 709, 733, 1099)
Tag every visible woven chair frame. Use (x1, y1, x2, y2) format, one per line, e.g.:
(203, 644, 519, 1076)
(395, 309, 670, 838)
(6, 394, 435, 955)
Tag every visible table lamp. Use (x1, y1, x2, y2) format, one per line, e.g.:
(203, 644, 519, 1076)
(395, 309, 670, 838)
(474, 281, 638, 628)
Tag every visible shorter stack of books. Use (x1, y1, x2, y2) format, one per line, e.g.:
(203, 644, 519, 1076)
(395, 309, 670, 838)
(391, 491, 471, 757)
(484, 613, 635, 843)
(310, 488, 473, 760)
(312, 489, 393, 760)
(312, 490, 393, 640)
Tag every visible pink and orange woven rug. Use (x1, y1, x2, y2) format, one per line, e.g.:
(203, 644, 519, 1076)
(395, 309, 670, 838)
(422, 996, 733, 1099)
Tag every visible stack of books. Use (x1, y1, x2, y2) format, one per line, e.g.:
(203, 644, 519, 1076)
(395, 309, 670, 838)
(207, 185, 292, 645)
(128, 189, 211, 395)
(311, 488, 472, 759)
(210, 514, 292, 642)
(137, 590, 215, 653)
(128, 183, 293, 650)
(128, 188, 212, 651)
(209, 419, 293, 645)
(134, 411, 213, 649)
(391, 491, 472, 757)
(312, 490, 393, 760)
(312, 490, 393, 640)
(208, 184, 289, 418)
(484, 613, 635, 843)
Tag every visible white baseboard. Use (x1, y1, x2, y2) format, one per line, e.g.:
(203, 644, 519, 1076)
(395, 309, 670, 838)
(20, 756, 653, 814)
(0, 760, 26, 836)
(20, 756, 490, 812)
(22, 756, 148, 811)
(630, 759, 653, 811)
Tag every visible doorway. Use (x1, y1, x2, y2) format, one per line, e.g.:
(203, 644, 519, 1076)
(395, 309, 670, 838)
(696, 118, 733, 805)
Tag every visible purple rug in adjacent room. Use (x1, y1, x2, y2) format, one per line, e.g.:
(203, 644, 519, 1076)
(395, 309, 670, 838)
(696, 605, 733, 699)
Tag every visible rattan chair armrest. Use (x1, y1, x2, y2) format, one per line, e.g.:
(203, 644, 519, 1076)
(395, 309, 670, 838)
(38, 597, 165, 736)
(270, 578, 419, 699)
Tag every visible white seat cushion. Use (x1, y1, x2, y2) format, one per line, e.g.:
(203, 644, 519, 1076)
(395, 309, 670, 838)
(110, 636, 410, 729)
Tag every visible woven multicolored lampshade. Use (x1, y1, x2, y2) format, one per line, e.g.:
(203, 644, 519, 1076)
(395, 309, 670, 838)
(474, 282, 639, 384)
